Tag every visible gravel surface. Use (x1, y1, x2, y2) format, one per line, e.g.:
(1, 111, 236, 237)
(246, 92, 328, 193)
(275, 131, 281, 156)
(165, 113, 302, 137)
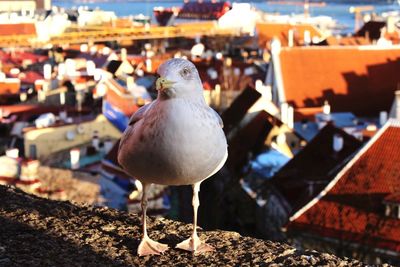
(0, 186, 372, 267)
(38, 166, 100, 204)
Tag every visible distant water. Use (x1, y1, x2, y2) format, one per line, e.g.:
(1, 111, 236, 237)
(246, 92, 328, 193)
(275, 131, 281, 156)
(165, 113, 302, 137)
(53, 0, 400, 33)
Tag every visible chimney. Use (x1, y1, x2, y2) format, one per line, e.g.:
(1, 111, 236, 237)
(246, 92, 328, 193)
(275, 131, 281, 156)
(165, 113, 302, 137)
(65, 59, 76, 77)
(333, 134, 344, 152)
(121, 48, 127, 61)
(225, 57, 232, 67)
(57, 63, 66, 79)
(385, 204, 391, 217)
(304, 30, 311, 46)
(323, 100, 331, 115)
(387, 16, 396, 34)
(20, 92, 28, 102)
(70, 148, 80, 170)
(389, 90, 400, 120)
(127, 76, 135, 91)
(287, 105, 294, 129)
(379, 111, 388, 126)
(102, 47, 111, 56)
(80, 44, 88, 53)
(90, 46, 98, 55)
(288, 29, 294, 47)
(43, 64, 52, 80)
(280, 102, 289, 124)
(145, 58, 152, 73)
(86, 60, 96, 76)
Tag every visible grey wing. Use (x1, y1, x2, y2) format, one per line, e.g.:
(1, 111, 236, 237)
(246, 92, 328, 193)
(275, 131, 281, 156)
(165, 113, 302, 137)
(128, 102, 154, 126)
(209, 107, 224, 128)
(119, 102, 154, 157)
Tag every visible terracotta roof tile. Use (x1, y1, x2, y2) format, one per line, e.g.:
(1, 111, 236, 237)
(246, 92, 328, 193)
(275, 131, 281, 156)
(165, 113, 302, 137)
(279, 46, 400, 116)
(289, 120, 400, 252)
(0, 80, 20, 95)
(256, 22, 323, 47)
(0, 23, 36, 36)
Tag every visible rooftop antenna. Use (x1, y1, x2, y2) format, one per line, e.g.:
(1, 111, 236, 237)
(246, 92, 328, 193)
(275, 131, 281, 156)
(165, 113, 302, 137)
(349, 5, 374, 33)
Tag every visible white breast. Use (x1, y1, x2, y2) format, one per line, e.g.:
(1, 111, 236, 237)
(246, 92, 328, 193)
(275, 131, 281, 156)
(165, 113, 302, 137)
(119, 98, 228, 186)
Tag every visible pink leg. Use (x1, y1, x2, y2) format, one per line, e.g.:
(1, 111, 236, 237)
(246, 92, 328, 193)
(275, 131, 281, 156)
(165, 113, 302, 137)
(137, 183, 169, 256)
(176, 181, 215, 255)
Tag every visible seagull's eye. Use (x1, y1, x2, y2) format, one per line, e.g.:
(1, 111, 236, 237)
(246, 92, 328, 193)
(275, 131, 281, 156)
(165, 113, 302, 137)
(180, 67, 191, 78)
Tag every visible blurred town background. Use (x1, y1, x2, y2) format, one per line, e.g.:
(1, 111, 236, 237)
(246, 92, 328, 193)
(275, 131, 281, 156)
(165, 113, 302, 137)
(0, 0, 399, 265)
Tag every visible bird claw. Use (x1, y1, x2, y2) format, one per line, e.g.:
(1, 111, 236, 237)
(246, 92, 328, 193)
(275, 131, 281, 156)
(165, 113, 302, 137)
(137, 237, 169, 256)
(176, 235, 215, 255)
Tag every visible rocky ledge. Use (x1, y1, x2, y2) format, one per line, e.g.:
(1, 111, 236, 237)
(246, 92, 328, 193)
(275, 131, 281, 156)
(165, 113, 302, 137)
(0, 185, 368, 267)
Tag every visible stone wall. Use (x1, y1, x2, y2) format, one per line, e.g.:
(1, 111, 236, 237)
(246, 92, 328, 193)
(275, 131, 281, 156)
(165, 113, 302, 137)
(0, 186, 374, 266)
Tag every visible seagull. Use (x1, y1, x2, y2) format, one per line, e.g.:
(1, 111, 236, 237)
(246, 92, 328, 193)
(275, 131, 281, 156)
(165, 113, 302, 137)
(118, 58, 228, 256)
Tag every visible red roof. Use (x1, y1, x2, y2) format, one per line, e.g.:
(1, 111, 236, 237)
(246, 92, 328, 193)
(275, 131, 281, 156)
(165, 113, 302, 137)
(278, 46, 400, 116)
(19, 71, 44, 84)
(0, 23, 36, 36)
(0, 80, 20, 95)
(103, 79, 139, 117)
(8, 51, 48, 65)
(289, 120, 400, 252)
(256, 22, 323, 47)
(178, 1, 231, 20)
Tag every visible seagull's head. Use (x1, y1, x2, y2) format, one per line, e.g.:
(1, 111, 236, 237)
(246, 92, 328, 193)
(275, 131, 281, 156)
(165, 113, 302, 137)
(156, 58, 203, 99)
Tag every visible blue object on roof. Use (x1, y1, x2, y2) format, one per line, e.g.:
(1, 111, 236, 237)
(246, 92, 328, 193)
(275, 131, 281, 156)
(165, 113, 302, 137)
(294, 122, 319, 141)
(296, 112, 368, 141)
(251, 149, 290, 179)
(316, 112, 358, 128)
(102, 100, 129, 132)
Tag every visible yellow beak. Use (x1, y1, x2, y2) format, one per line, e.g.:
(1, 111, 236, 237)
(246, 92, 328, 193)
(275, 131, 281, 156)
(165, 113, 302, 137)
(156, 77, 176, 91)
